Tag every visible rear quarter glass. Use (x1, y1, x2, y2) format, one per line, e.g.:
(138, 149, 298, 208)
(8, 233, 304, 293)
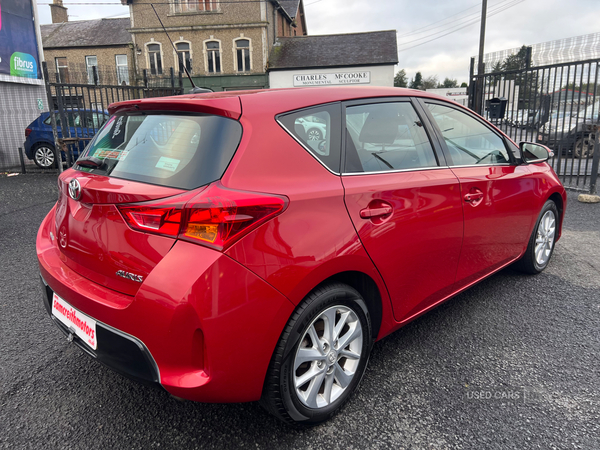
(77, 113, 243, 190)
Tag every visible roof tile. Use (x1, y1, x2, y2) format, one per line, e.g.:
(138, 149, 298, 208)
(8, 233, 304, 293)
(269, 30, 398, 70)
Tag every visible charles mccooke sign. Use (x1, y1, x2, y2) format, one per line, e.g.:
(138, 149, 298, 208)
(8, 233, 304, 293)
(293, 71, 371, 87)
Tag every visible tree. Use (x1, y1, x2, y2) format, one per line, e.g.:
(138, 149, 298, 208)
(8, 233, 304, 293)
(409, 72, 423, 90)
(502, 45, 530, 73)
(564, 82, 596, 93)
(441, 77, 458, 88)
(460, 82, 468, 88)
(421, 75, 439, 90)
(394, 69, 408, 88)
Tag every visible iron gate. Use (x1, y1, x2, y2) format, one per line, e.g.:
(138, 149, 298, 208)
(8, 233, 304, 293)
(40, 62, 184, 172)
(469, 58, 600, 194)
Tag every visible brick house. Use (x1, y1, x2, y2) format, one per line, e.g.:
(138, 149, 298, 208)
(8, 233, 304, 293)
(41, 17, 135, 86)
(268, 31, 398, 88)
(121, 0, 307, 91)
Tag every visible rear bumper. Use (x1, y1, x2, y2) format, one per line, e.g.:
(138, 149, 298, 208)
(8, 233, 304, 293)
(40, 277, 160, 384)
(37, 205, 295, 403)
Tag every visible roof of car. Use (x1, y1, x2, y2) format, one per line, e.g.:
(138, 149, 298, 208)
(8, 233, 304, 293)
(108, 86, 450, 117)
(41, 18, 132, 48)
(268, 31, 398, 70)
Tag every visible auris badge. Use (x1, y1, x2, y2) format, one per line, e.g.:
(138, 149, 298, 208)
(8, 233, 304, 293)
(116, 270, 144, 283)
(68, 178, 82, 201)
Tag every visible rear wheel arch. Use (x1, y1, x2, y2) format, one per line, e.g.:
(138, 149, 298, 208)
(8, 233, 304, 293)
(315, 271, 383, 340)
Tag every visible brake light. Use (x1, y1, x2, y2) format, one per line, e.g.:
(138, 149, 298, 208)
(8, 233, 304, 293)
(118, 182, 288, 251)
(25, 128, 33, 137)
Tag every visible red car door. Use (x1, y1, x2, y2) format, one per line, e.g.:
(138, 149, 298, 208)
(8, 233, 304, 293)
(341, 100, 464, 323)
(423, 101, 537, 288)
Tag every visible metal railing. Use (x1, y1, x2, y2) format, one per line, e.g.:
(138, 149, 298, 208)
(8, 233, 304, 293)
(469, 57, 600, 194)
(41, 62, 184, 172)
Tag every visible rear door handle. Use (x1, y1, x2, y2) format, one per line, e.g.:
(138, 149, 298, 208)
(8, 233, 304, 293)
(360, 204, 393, 218)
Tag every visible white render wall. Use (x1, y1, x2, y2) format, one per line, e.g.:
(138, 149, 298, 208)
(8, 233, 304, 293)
(269, 64, 395, 89)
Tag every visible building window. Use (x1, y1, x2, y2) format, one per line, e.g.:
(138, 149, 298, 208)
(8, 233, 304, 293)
(86, 56, 98, 84)
(115, 55, 129, 85)
(175, 42, 192, 74)
(235, 39, 251, 72)
(173, 0, 218, 13)
(55, 57, 69, 83)
(206, 41, 221, 73)
(147, 43, 163, 75)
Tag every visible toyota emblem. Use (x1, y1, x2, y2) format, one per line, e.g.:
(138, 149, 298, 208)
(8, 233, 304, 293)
(68, 178, 81, 201)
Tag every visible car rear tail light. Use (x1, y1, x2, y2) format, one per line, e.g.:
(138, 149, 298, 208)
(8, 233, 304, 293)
(118, 182, 288, 251)
(25, 128, 33, 137)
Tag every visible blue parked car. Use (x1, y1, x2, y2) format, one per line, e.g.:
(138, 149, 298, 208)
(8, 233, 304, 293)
(24, 110, 109, 168)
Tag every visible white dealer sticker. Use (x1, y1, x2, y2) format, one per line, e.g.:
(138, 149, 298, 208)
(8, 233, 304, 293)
(155, 156, 180, 172)
(51, 293, 97, 350)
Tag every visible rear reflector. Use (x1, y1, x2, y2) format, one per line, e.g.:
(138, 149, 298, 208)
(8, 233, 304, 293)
(118, 182, 288, 251)
(25, 128, 33, 137)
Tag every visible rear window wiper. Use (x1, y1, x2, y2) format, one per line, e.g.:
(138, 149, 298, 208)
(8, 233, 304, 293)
(75, 156, 105, 169)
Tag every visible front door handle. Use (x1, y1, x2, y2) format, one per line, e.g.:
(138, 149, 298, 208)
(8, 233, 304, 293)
(464, 193, 483, 202)
(360, 205, 393, 218)
(360, 201, 393, 220)
(464, 188, 484, 206)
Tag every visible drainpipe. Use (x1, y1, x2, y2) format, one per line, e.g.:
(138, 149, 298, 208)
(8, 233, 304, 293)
(273, 5, 279, 44)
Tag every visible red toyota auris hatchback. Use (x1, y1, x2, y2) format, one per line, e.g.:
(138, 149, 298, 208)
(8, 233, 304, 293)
(37, 87, 566, 425)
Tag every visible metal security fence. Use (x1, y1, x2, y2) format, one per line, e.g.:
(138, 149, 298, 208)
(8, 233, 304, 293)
(33, 62, 184, 173)
(469, 57, 600, 194)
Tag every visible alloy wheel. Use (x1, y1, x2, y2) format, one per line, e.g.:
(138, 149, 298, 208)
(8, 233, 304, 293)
(293, 305, 363, 409)
(535, 210, 556, 266)
(307, 129, 322, 141)
(574, 135, 595, 158)
(34, 146, 55, 168)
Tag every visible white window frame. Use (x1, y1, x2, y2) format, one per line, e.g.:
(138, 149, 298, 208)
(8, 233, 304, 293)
(173, 40, 193, 74)
(233, 37, 252, 73)
(172, 0, 219, 14)
(146, 42, 164, 75)
(203, 38, 222, 74)
(55, 57, 69, 83)
(115, 54, 129, 85)
(85, 55, 98, 84)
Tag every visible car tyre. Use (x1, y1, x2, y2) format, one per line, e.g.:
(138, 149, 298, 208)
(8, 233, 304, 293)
(514, 200, 559, 274)
(574, 135, 594, 158)
(261, 282, 372, 426)
(33, 144, 56, 169)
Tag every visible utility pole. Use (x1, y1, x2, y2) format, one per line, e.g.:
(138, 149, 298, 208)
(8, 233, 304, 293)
(475, 0, 488, 115)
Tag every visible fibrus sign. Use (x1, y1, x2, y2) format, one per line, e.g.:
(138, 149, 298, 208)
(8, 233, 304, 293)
(0, 0, 42, 79)
(293, 72, 371, 87)
(10, 52, 37, 78)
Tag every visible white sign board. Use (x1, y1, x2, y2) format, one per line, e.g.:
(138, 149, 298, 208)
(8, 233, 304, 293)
(293, 72, 371, 87)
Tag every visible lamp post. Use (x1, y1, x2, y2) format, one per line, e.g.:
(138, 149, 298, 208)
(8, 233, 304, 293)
(475, 0, 488, 115)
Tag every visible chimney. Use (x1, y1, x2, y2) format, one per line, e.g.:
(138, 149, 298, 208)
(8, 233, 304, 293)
(50, 0, 68, 23)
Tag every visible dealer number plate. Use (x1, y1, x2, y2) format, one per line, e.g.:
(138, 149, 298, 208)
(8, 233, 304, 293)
(51, 293, 97, 350)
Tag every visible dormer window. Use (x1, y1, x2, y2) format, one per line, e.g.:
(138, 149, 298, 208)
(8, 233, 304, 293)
(172, 0, 218, 14)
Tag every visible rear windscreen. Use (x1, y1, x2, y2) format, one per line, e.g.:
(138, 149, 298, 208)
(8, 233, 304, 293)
(77, 113, 242, 190)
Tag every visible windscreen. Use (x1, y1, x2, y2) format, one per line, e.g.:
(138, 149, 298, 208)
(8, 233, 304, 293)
(77, 113, 242, 190)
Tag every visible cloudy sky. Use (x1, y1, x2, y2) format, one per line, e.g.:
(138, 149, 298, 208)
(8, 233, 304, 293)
(36, 0, 600, 84)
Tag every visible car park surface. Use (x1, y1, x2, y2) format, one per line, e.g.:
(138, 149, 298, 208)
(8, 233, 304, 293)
(0, 173, 599, 448)
(34, 87, 568, 425)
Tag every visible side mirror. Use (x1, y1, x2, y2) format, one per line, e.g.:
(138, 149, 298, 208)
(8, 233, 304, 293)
(519, 142, 553, 164)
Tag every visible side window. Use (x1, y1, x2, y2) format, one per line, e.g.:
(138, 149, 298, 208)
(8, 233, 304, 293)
(344, 102, 438, 173)
(426, 103, 511, 166)
(278, 104, 341, 173)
